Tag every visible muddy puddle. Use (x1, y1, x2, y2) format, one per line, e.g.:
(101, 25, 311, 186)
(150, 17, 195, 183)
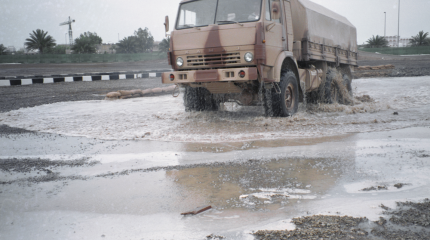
(0, 76, 429, 143)
(1, 76, 430, 239)
(1, 126, 429, 239)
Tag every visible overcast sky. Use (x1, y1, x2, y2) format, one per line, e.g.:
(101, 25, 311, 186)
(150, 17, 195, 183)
(1, 0, 429, 49)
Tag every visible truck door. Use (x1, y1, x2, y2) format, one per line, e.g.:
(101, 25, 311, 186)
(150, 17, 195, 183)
(264, 0, 285, 67)
(283, 0, 294, 51)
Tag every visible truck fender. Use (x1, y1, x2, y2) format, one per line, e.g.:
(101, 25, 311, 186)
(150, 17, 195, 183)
(274, 51, 304, 101)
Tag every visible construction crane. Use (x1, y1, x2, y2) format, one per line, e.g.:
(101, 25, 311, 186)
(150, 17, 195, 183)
(60, 16, 76, 46)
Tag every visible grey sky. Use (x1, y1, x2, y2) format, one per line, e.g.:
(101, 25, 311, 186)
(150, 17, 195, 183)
(1, 0, 429, 49)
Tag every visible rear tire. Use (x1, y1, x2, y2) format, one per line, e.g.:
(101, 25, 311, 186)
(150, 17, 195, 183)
(324, 69, 338, 104)
(343, 74, 353, 98)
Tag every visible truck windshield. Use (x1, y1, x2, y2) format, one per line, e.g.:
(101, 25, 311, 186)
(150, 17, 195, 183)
(176, 0, 262, 29)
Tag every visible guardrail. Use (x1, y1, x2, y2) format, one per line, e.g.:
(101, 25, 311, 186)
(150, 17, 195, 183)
(360, 46, 430, 55)
(0, 52, 166, 64)
(0, 70, 171, 87)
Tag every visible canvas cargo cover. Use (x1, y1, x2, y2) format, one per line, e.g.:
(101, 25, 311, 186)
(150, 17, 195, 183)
(290, 0, 357, 52)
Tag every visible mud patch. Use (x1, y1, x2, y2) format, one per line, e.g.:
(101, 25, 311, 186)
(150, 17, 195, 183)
(384, 199, 430, 228)
(0, 125, 34, 135)
(95, 157, 345, 210)
(1, 173, 89, 185)
(361, 185, 388, 191)
(371, 199, 430, 239)
(253, 215, 369, 239)
(253, 199, 430, 240)
(0, 158, 99, 173)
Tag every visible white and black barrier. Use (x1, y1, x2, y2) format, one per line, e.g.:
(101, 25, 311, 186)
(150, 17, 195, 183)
(0, 70, 169, 87)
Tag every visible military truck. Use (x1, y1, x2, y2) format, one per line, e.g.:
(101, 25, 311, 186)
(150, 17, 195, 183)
(161, 0, 358, 117)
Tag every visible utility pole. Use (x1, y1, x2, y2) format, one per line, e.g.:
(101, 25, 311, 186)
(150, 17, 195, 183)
(384, 12, 386, 38)
(397, 0, 400, 47)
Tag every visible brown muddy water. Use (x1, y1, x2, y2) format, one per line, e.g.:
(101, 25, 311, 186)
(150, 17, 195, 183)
(0, 76, 430, 239)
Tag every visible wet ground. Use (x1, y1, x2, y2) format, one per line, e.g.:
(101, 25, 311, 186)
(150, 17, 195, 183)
(0, 76, 430, 239)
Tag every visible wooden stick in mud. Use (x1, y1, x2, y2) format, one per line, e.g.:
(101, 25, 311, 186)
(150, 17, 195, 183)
(181, 206, 212, 216)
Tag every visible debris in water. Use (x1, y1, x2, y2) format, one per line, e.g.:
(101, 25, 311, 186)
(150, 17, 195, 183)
(394, 183, 407, 189)
(355, 95, 374, 103)
(380, 204, 391, 210)
(206, 234, 225, 239)
(393, 112, 399, 115)
(361, 186, 387, 191)
(181, 206, 212, 216)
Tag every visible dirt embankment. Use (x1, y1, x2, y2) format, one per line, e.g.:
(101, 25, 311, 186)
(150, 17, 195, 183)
(354, 51, 430, 79)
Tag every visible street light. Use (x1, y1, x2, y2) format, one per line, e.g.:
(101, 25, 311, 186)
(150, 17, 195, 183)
(397, 0, 400, 47)
(384, 12, 386, 38)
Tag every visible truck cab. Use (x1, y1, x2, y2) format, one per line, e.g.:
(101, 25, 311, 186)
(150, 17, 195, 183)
(162, 0, 358, 117)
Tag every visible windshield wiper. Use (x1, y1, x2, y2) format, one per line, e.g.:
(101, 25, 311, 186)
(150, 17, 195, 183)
(216, 20, 243, 26)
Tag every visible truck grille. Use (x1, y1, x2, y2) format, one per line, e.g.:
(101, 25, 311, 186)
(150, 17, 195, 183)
(186, 52, 241, 67)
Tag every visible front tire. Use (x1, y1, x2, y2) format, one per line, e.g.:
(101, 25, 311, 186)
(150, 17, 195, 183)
(271, 71, 299, 117)
(184, 86, 218, 112)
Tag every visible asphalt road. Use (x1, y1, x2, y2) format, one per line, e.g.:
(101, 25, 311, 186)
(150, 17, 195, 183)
(0, 59, 171, 77)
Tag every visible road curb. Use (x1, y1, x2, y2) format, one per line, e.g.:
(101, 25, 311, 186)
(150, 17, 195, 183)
(0, 70, 170, 87)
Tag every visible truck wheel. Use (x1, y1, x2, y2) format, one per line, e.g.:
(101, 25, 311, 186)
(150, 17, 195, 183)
(184, 86, 199, 112)
(200, 88, 219, 111)
(324, 69, 340, 104)
(263, 86, 275, 117)
(343, 74, 353, 98)
(336, 74, 353, 105)
(272, 71, 299, 117)
(184, 87, 218, 112)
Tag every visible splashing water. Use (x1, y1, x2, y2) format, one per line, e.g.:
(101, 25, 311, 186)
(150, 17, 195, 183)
(0, 76, 429, 143)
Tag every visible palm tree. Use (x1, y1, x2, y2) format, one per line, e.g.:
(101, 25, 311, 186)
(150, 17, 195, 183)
(410, 31, 429, 46)
(0, 44, 7, 55)
(25, 29, 56, 54)
(366, 35, 389, 48)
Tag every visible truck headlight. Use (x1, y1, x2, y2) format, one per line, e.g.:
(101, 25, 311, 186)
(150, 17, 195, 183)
(244, 52, 254, 62)
(176, 57, 184, 67)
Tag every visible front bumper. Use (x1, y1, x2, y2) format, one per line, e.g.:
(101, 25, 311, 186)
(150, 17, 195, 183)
(161, 67, 258, 84)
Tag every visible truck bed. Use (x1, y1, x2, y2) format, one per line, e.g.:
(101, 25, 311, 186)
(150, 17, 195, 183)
(290, 0, 358, 66)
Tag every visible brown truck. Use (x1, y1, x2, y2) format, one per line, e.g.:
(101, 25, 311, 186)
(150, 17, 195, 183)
(162, 0, 357, 117)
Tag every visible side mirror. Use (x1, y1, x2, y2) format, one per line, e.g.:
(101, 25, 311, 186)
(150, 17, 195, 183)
(272, 1, 280, 20)
(164, 16, 170, 33)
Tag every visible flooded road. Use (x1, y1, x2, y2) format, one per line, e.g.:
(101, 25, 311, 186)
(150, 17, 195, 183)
(0, 76, 430, 239)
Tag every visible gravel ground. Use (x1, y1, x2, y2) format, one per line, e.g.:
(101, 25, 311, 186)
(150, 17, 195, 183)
(253, 199, 430, 240)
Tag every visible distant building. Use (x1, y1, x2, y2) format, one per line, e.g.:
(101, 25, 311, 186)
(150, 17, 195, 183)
(97, 43, 116, 54)
(152, 41, 161, 52)
(385, 36, 412, 47)
(7, 46, 16, 53)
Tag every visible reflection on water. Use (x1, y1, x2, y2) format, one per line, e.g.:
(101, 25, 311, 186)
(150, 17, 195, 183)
(166, 157, 345, 213)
